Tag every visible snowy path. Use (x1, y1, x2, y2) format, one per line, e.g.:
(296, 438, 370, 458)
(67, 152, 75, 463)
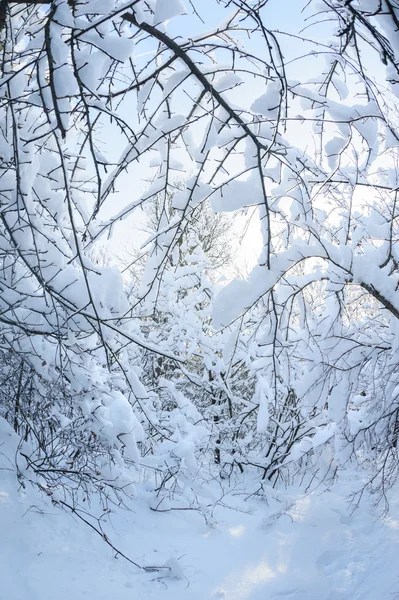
(2, 464, 399, 600)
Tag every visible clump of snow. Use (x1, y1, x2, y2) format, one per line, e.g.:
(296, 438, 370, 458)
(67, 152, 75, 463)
(2, 444, 399, 600)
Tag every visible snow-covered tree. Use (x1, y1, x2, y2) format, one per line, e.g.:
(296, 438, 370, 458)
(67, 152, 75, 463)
(1, 0, 399, 510)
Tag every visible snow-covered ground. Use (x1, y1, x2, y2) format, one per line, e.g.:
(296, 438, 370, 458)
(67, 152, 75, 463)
(1, 417, 399, 600)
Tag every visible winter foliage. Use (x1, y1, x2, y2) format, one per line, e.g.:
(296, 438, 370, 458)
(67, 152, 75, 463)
(1, 0, 399, 535)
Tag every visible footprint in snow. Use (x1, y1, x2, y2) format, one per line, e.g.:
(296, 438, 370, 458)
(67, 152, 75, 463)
(316, 550, 342, 575)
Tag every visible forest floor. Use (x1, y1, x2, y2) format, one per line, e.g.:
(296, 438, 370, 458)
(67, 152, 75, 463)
(1, 417, 399, 600)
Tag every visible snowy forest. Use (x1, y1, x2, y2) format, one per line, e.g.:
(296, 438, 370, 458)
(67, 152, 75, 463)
(1, 0, 399, 598)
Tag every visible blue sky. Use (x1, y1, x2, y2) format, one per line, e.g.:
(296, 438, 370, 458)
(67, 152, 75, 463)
(100, 0, 336, 269)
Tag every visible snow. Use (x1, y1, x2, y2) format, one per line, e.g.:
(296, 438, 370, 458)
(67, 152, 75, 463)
(251, 82, 281, 119)
(254, 377, 270, 433)
(3, 1, 399, 598)
(80, 31, 134, 63)
(2, 419, 399, 600)
(154, 0, 186, 25)
(324, 135, 347, 169)
(214, 73, 243, 93)
(211, 171, 264, 213)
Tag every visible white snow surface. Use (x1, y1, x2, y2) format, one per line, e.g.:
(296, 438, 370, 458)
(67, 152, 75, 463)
(1, 417, 399, 600)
